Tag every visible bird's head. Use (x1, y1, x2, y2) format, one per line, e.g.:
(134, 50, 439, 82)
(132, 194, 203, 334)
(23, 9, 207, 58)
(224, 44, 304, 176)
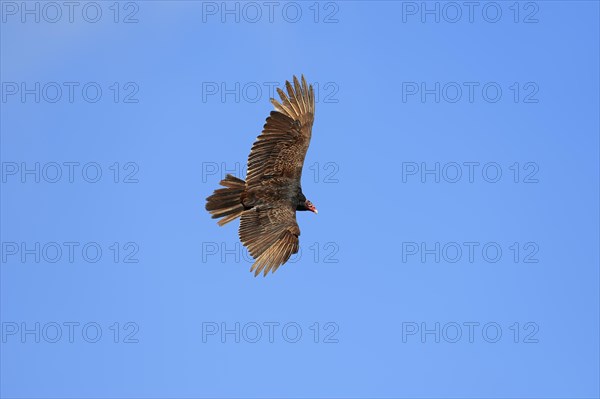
(304, 200, 318, 214)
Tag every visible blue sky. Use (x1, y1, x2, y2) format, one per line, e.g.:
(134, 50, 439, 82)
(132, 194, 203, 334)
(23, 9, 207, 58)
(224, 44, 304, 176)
(1, 1, 599, 398)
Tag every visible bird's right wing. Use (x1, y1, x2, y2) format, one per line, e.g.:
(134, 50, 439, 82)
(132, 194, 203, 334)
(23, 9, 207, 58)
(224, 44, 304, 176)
(238, 202, 300, 276)
(245, 75, 315, 189)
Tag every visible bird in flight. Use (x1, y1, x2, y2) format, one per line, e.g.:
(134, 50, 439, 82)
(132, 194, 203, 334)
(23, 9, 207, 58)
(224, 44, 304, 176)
(206, 75, 318, 277)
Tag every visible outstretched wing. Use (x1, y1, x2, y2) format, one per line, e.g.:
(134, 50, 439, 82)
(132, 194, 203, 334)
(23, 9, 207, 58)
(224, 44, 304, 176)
(245, 75, 315, 188)
(239, 202, 300, 276)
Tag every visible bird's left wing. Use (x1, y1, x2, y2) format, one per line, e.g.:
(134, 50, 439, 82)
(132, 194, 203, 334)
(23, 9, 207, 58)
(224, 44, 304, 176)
(238, 201, 300, 276)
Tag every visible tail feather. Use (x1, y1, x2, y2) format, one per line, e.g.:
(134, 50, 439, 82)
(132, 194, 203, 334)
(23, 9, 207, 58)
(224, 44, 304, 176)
(206, 174, 246, 226)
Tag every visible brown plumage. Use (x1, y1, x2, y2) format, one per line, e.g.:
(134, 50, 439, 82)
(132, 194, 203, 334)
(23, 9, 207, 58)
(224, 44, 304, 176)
(205, 75, 318, 277)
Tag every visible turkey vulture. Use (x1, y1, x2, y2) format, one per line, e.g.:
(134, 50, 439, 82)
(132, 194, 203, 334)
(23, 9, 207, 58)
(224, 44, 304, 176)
(206, 75, 318, 277)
